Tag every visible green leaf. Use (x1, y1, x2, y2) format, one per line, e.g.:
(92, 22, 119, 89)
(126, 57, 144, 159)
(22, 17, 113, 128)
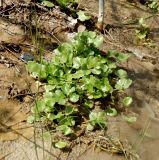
(31, 100, 45, 113)
(44, 94, 55, 102)
(48, 77, 59, 85)
(43, 132, 51, 140)
(135, 29, 148, 40)
(115, 78, 132, 90)
(56, 125, 73, 135)
(27, 61, 47, 79)
(84, 100, 94, 108)
(116, 69, 128, 78)
(91, 68, 101, 75)
(92, 90, 102, 99)
(55, 141, 67, 149)
(57, 0, 68, 6)
(86, 123, 94, 131)
(96, 112, 107, 125)
(59, 117, 75, 126)
(89, 111, 107, 127)
(107, 61, 116, 69)
(73, 57, 81, 69)
(42, 1, 54, 7)
(102, 64, 109, 72)
(57, 0, 78, 6)
(77, 10, 91, 22)
(47, 113, 55, 121)
(45, 85, 56, 92)
(116, 53, 130, 62)
(148, 1, 158, 12)
(139, 18, 148, 28)
(69, 93, 79, 103)
(58, 98, 67, 105)
(85, 84, 94, 94)
(122, 115, 137, 123)
(96, 78, 111, 93)
(122, 97, 133, 106)
(55, 89, 65, 99)
(44, 91, 53, 98)
(57, 43, 73, 57)
(62, 84, 75, 96)
(44, 105, 54, 113)
(107, 50, 117, 57)
(107, 50, 130, 62)
(93, 35, 103, 48)
(106, 108, 117, 117)
(65, 106, 75, 115)
(64, 73, 73, 82)
(54, 112, 64, 120)
(83, 70, 91, 75)
(87, 56, 98, 69)
(27, 115, 35, 124)
(81, 75, 96, 86)
(72, 70, 84, 79)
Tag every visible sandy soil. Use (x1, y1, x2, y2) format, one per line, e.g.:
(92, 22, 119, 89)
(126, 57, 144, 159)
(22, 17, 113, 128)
(0, 0, 159, 160)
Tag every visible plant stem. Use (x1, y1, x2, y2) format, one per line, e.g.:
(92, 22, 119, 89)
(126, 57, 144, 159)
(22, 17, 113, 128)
(97, 0, 105, 31)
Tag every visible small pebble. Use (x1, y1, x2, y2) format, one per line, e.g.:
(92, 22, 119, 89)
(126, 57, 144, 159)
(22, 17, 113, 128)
(20, 52, 34, 63)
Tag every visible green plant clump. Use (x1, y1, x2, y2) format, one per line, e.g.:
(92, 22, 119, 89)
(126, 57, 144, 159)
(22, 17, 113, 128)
(135, 18, 149, 40)
(27, 31, 132, 135)
(147, 0, 159, 13)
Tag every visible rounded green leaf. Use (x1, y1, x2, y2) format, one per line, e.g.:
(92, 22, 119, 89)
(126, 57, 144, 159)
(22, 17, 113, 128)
(116, 53, 130, 62)
(56, 125, 73, 135)
(115, 78, 132, 90)
(106, 108, 117, 117)
(86, 123, 94, 131)
(58, 115, 75, 126)
(54, 112, 64, 120)
(122, 97, 133, 106)
(27, 61, 47, 78)
(27, 115, 35, 124)
(91, 68, 101, 75)
(43, 132, 51, 140)
(93, 36, 103, 48)
(65, 106, 74, 115)
(89, 111, 107, 126)
(45, 85, 56, 92)
(96, 112, 107, 125)
(69, 93, 79, 103)
(73, 57, 81, 69)
(107, 62, 116, 69)
(31, 100, 45, 113)
(84, 100, 94, 108)
(42, 1, 54, 7)
(47, 113, 55, 121)
(92, 91, 102, 99)
(58, 98, 67, 105)
(72, 70, 84, 79)
(62, 84, 75, 96)
(116, 69, 128, 78)
(77, 10, 91, 22)
(122, 115, 137, 123)
(102, 64, 108, 72)
(55, 141, 67, 149)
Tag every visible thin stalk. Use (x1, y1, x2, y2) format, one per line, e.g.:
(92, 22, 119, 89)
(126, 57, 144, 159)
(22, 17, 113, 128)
(97, 0, 105, 31)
